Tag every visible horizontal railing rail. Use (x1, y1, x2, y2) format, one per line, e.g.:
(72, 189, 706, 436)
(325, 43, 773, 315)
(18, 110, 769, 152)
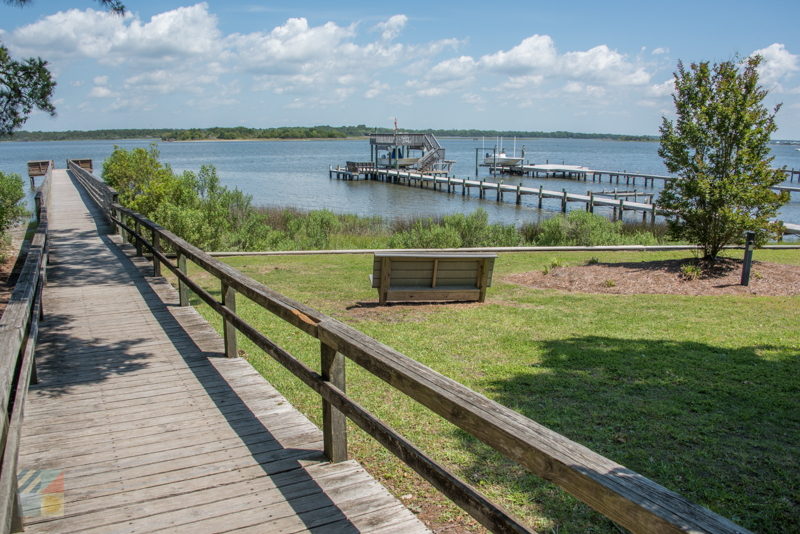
(0, 162, 51, 533)
(67, 160, 752, 534)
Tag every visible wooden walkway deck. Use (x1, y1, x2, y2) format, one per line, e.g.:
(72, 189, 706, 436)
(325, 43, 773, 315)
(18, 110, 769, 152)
(17, 170, 428, 533)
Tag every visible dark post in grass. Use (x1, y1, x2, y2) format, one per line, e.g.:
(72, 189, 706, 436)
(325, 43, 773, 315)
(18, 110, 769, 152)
(741, 231, 756, 286)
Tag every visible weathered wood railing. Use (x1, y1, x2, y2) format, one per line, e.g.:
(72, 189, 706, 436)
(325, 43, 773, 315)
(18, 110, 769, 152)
(0, 163, 51, 533)
(67, 160, 751, 534)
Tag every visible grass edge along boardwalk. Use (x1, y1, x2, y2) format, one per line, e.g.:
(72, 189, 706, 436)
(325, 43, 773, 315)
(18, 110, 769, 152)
(16, 168, 428, 533)
(58, 159, 759, 534)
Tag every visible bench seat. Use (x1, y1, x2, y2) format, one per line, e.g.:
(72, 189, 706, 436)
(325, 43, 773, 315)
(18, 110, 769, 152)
(371, 252, 497, 304)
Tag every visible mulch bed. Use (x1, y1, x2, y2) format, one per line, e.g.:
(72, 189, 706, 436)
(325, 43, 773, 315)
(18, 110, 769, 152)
(506, 257, 800, 296)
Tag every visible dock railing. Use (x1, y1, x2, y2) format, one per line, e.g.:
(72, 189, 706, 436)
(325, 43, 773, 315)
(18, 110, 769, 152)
(0, 162, 51, 533)
(67, 160, 752, 534)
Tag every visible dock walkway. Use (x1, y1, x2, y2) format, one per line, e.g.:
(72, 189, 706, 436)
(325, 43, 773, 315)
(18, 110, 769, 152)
(17, 169, 428, 533)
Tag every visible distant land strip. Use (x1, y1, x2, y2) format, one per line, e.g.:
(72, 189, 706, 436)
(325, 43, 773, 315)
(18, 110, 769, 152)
(1, 126, 660, 143)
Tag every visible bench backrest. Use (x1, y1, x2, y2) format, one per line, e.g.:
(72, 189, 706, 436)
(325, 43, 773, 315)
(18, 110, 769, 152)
(371, 252, 497, 289)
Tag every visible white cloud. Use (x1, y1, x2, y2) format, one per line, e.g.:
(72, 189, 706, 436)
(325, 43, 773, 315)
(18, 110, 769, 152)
(645, 79, 675, 97)
(6, 3, 222, 66)
(480, 35, 558, 74)
(93, 76, 109, 86)
(652, 47, 669, 55)
(365, 81, 389, 99)
(426, 56, 477, 81)
(461, 93, 483, 103)
(752, 43, 799, 86)
(88, 86, 118, 98)
(372, 15, 407, 42)
(560, 45, 650, 85)
(69, 80, 85, 87)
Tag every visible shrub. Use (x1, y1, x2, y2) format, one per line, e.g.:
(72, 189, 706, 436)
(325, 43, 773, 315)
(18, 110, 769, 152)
(0, 170, 27, 238)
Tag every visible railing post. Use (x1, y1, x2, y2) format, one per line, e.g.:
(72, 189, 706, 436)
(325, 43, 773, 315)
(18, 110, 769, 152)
(178, 253, 189, 307)
(135, 220, 143, 256)
(152, 230, 161, 277)
(221, 282, 237, 358)
(119, 211, 127, 242)
(34, 194, 42, 222)
(112, 193, 120, 235)
(321, 342, 347, 463)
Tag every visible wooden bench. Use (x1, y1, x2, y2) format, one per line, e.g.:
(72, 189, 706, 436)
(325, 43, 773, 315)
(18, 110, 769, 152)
(370, 252, 497, 304)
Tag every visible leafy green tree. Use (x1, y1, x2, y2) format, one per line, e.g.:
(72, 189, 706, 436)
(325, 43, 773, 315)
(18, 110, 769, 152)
(0, 44, 56, 135)
(0, 171, 27, 238)
(1, 0, 125, 135)
(658, 56, 789, 259)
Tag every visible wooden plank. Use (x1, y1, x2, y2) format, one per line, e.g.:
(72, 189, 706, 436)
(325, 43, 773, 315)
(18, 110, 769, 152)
(386, 289, 481, 302)
(374, 252, 498, 260)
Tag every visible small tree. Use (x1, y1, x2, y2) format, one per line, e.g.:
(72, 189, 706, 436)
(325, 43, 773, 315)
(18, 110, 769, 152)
(658, 55, 789, 260)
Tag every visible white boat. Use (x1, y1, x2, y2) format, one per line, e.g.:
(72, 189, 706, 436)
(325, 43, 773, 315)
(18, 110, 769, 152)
(484, 150, 522, 166)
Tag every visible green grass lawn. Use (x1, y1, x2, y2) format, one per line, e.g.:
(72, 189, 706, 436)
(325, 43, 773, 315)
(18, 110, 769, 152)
(168, 248, 800, 533)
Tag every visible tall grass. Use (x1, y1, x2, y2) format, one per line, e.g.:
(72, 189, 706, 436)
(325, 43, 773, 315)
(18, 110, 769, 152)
(221, 206, 672, 251)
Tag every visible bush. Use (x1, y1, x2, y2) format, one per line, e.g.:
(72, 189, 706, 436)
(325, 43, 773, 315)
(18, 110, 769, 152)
(103, 145, 255, 251)
(0, 170, 27, 238)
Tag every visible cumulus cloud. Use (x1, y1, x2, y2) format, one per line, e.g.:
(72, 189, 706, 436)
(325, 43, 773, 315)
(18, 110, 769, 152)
(752, 43, 799, 87)
(425, 56, 477, 81)
(480, 35, 558, 74)
(6, 3, 222, 66)
(88, 86, 117, 98)
(645, 79, 675, 97)
(652, 47, 669, 55)
(372, 15, 407, 42)
(428, 34, 653, 94)
(93, 76, 109, 86)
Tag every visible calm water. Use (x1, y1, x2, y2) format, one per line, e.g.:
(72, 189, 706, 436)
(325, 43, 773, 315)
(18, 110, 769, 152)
(2, 137, 799, 228)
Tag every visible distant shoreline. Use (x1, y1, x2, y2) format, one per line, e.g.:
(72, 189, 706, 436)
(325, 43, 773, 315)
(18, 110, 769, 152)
(1, 135, 663, 144)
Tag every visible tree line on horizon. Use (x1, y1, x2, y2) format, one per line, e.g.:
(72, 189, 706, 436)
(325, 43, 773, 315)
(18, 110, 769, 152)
(1, 125, 658, 142)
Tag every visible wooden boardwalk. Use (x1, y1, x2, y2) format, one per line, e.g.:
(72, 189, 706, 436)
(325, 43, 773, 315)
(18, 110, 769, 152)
(17, 170, 428, 533)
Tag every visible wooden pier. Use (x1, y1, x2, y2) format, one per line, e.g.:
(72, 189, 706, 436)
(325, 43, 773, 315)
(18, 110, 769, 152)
(10, 167, 428, 533)
(483, 163, 800, 187)
(330, 165, 658, 222)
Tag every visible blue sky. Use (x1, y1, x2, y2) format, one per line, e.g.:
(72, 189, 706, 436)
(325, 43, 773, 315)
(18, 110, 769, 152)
(2, 0, 799, 137)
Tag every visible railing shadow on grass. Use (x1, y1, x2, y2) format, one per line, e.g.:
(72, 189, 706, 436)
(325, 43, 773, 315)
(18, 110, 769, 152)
(29, 172, 361, 533)
(458, 335, 799, 533)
